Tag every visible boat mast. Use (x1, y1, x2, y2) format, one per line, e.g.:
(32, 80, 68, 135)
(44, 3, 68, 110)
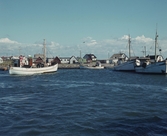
(128, 34, 131, 58)
(144, 46, 146, 57)
(43, 39, 46, 65)
(155, 29, 158, 61)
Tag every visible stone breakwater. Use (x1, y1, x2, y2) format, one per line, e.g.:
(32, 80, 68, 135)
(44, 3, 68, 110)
(58, 63, 114, 69)
(58, 64, 80, 69)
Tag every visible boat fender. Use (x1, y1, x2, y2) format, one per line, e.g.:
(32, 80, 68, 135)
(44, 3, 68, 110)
(135, 59, 140, 66)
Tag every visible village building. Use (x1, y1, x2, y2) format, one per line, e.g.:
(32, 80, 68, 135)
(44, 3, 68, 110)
(110, 53, 128, 64)
(1, 56, 11, 61)
(0, 57, 3, 64)
(34, 54, 44, 59)
(33, 54, 46, 67)
(59, 57, 70, 64)
(50, 57, 61, 64)
(59, 56, 78, 64)
(69, 56, 78, 64)
(83, 54, 97, 63)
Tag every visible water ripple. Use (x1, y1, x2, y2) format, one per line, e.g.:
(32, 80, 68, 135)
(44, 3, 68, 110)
(1, 70, 167, 135)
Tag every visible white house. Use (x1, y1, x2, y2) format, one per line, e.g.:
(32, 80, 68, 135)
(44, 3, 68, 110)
(59, 56, 78, 64)
(110, 53, 128, 64)
(0, 57, 3, 64)
(69, 56, 78, 64)
(60, 57, 70, 64)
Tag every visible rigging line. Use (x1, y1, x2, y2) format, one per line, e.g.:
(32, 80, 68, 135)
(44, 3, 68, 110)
(130, 43, 135, 56)
(131, 46, 135, 56)
(47, 48, 55, 58)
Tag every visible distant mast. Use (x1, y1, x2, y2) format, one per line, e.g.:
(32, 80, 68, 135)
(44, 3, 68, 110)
(43, 39, 46, 65)
(141, 46, 146, 57)
(155, 30, 158, 62)
(128, 34, 131, 58)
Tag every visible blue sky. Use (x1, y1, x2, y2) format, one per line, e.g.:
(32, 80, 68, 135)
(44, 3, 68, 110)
(0, 0, 167, 59)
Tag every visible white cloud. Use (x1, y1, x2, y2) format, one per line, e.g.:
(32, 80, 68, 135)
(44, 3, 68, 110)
(120, 35, 130, 40)
(1, 36, 167, 59)
(0, 38, 61, 57)
(134, 35, 153, 43)
(0, 38, 18, 44)
(83, 37, 98, 46)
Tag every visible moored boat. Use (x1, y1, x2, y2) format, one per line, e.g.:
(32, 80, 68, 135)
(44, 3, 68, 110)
(9, 39, 58, 75)
(9, 64, 58, 75)
(113, 58, 137, 71)
(135, 30, 167, 74)
(113, 35, 137, 71)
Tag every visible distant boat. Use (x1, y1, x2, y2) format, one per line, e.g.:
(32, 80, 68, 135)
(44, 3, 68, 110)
(9, 39, 58, 75)
(113, 35, 137, 71)
(80, 61, 104, 69)
(135, 30, 167, 74)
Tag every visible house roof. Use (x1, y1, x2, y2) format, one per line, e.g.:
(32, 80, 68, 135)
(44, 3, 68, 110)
(70, 56, 77, 59)
(34, 54, 44, 59)
(111, 53, 127, 58)
(84, 54, 97, 58)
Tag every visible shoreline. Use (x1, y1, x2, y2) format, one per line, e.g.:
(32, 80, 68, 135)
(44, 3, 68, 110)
(0, 62, 114, 70)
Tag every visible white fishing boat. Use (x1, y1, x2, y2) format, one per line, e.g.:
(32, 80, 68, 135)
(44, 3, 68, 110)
(135, 59, 167, 74)
(80, 61, 104, 69)
(113, 35, 137, 71)
(113, 58, 136, 71)
(9, 39, 58, 75)
(9, 64, 58, 75)
(135, 30, 167, 74)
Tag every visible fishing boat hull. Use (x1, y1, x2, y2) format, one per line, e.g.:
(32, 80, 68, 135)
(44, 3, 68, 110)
(113, 60, 135, 71)
(135, 60, 167, 74)
(9, 64, 58, 75)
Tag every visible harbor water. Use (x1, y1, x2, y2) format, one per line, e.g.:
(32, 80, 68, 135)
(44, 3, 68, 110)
(0, 69, 167, 136)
